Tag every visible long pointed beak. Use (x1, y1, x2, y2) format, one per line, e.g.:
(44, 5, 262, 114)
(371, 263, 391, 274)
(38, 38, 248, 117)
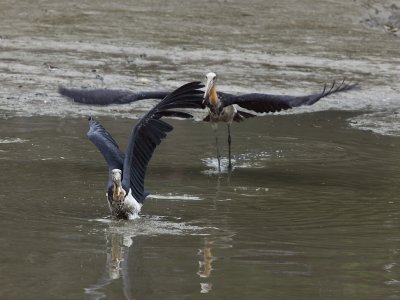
(111, 170, 122, 185)
(203, 77, 214, 105)
(111, 169, 125, 201)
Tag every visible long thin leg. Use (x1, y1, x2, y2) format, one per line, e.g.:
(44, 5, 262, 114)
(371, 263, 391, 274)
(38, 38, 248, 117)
(213, 126, 221, 172)
(227, 124, 232, 170)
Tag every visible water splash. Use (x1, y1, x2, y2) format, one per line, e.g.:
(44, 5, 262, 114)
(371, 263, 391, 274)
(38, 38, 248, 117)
(201, 157, 235, 175)
(201, 151, 276, 174)
(148, 193, 203, 201)
(0, 138, 28, 144)
(90, 215, 209, 239)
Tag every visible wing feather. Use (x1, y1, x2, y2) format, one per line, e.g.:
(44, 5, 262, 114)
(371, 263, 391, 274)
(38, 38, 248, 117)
(220, 80, 359, 113)
(59, 86, 169, 105)
(87, 117, 124, 172)
(121, 81, 204, 202)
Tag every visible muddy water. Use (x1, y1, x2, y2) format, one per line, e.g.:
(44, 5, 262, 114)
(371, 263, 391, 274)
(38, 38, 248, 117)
(1, 0, 400, 299)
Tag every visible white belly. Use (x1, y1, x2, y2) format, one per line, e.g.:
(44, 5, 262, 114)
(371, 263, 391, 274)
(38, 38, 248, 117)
(124, 189, 143, 220)
(209, 105, 237, 124)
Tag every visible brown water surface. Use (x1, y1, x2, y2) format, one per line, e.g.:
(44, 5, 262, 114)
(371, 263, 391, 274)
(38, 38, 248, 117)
(1, 0, 400, 299)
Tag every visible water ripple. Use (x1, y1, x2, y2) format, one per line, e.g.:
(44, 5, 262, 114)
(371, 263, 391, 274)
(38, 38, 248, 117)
(350, 111, 400, 136)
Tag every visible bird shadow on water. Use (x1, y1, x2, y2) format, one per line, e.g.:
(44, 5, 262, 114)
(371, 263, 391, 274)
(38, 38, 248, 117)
(84, 216, 216, 299)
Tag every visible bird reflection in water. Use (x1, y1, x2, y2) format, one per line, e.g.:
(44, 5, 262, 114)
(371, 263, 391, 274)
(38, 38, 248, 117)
(84, 227, 135, 300)
(84, 217, 209, 299)
(197, 239, 215, 294)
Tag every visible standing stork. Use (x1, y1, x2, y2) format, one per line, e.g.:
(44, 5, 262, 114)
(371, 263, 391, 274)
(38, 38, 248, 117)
(87, 81, 203, 219)
(202, 72, 358, 171)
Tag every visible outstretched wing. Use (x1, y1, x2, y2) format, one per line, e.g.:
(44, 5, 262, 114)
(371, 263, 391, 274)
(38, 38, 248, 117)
(87, 117, 125, 172)
(59, 86, 169, 105)
(219, 80, 359, 113)
(121, 81, 204, 203)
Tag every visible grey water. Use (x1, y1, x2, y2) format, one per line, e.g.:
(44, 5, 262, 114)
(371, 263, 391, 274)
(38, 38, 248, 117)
(1, 0, 400, 299)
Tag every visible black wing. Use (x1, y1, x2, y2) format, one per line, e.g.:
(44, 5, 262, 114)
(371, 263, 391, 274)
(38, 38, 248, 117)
(121, 81, 204, 203)
(219, 80, 359, 113)
(87, 117, 125, 172)
(59, 86, 169, 105)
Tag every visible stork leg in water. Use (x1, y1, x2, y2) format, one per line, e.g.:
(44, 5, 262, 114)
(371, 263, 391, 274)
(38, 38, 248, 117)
(212, 123, 233, 172)
(227, 124, 232, 170)
(212, 124, 221, 172)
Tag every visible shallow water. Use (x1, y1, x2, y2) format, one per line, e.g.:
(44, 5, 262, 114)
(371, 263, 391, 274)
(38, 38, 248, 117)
(1, 0, 400, 299)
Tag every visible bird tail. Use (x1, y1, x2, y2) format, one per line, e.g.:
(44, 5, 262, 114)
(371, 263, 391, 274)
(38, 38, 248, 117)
(233, 110, 257, 122)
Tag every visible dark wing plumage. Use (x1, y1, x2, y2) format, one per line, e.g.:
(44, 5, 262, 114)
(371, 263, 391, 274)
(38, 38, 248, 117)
(87, 117, 125, 171)
(121, 81, 204, 203)
(58, 86, 169, 105)
(219, 80, 359, 114)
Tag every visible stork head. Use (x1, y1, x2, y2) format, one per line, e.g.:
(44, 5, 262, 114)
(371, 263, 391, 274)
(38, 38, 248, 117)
(203, 72, 218, 106)
(111, 169, 126, 202)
